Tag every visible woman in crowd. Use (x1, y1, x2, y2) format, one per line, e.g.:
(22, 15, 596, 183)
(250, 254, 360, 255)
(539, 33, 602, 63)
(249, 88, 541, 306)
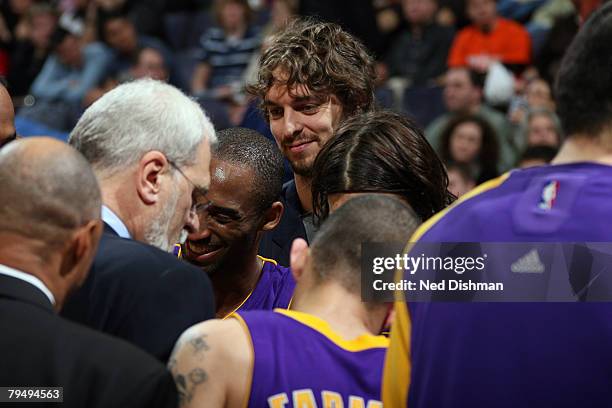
(438, 113, 499, 184)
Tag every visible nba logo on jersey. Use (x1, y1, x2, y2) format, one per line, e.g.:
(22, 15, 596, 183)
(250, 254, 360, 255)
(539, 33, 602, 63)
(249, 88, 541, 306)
(538, 180, 559, 210)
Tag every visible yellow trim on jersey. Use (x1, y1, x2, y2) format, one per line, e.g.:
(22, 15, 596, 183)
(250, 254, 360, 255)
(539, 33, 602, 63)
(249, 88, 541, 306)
(259, 255, 294, 311)
(382, 172, 511, 407)
(257, 255, 278, 265)
(382, 300, 411, 407)
(274, 309, 389, 351)
(222, 256, 284, 319)
(231, 313, 254, 408)
(222, 291, 254, 320)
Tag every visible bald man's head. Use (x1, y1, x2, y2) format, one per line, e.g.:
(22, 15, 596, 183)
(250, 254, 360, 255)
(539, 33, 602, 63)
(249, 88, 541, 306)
(0, 84, 16, 149)
(0, 138, 101, 249)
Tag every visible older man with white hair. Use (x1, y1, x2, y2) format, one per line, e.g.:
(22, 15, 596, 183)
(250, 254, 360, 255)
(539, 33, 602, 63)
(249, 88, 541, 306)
(62, 79, 217, 362)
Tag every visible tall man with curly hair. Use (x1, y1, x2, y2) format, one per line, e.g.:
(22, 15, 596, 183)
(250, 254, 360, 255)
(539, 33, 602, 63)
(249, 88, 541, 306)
(248, 19, 377, 266)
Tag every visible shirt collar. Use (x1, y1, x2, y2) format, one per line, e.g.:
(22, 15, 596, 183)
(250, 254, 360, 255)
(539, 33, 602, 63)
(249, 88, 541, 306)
(101, 205, 131, 239)
(0, 263, 56, 306)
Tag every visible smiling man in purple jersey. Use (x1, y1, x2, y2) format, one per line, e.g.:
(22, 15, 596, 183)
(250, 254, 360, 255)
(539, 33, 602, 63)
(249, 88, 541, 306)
(182, 127, 294, 318)
(384, 3, 612, 407)
(170, 195, 420, 408)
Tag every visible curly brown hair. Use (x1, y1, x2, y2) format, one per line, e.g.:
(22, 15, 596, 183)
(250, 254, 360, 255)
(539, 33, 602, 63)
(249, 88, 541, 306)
(247, 18, 376, 121)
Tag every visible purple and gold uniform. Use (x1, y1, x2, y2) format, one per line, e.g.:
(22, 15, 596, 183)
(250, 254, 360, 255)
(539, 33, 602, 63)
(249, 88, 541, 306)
(235, 309, 387, 408)
(234, 256, 295, 314)
(174, 247, 295, 316)
(384, 163, 612, 407)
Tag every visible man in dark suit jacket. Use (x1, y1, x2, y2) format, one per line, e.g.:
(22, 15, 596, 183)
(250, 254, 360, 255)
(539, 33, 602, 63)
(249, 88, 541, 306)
(250, 21, 377, 266)
(62, 79, 216, 362)
(0, 137, 177, 407)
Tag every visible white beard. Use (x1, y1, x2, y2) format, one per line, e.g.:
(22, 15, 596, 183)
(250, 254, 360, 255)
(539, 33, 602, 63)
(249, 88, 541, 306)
(143, 187, 180, 253)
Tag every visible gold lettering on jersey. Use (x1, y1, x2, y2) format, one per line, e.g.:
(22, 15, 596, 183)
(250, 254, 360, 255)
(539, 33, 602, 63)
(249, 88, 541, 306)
(322, 391, 344, 408)
(266, 391, 381, 408)
(268, 393, 289, 408)
(348, 396, 365, 408)
(293, 389, 318, 408)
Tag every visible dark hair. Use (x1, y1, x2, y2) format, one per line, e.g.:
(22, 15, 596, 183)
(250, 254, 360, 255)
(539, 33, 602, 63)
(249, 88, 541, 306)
(214, 127, 284, 214)
(555, 2, 612, 137)
(99, 9, 132, 43)
(312, 110, 453, 223)
(247, 18, 376, 121)
(518, 145, 558, 165)
(439, 114, 499, 181)
(310, 195, 420, 294)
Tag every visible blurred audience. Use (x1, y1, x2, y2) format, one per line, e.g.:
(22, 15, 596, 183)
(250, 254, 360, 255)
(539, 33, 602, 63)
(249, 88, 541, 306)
(448, 0, 531, 74)
(439, 113, 500, 184)
(381, 0, 454, 88)
(0, 0, 34, 75)
(16, 21, 111, 131)
(7, 3, 57, 99)
(508, 77, 555, 125)
(100, 11, 172, 83)
(426, 67, 515, 170)
(523, 108, 562, 149)
(191, 0, 260, 98)
(84, 45, 169, 106)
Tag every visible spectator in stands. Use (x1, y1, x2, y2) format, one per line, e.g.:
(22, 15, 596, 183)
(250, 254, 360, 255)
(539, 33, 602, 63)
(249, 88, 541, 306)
(0, 81, 16, 150)
(439, 113, 499, 184)
(0, 137, 179, 408)
(446, 162, 476, 197)
(382, 0, 455, 87)
(524, 108, 562, 148)
(508, 77, 556, 125)
(16, 22, 112, 131)
(101, 11, 172, 83)
(517, 144, 558, 168)
(448, 0, 531, 74)
(0, 0, 33, 76)
(191, 0, 261, 99)
(84, 46, 169, 106)
(7, 4, 58, 99)
(243, 0, 298, 85)
(311, 110, 452, 224)
(426, 67, 515, 170)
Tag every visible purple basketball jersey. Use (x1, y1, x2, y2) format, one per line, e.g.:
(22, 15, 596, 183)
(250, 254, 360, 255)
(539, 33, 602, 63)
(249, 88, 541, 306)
(401, 163, 612, 407)
(235, 309, 388, 408)
(238, 257, 295, 312)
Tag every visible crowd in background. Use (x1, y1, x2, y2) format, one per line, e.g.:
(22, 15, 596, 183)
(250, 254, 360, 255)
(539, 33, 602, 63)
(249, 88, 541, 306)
(0, 0, 602, 196)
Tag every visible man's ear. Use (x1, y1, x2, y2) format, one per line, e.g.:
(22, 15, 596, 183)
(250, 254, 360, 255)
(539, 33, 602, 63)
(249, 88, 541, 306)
(289, 238, 309, 282)
(260, 201, 284, 232)
(59, 219, 103, 286)
(136, 151, 169, 205)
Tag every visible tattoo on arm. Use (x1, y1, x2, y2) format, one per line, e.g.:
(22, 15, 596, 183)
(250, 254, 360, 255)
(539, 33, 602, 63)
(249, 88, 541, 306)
(169, 334, 211, 407)
(190, 335, 210, 354)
